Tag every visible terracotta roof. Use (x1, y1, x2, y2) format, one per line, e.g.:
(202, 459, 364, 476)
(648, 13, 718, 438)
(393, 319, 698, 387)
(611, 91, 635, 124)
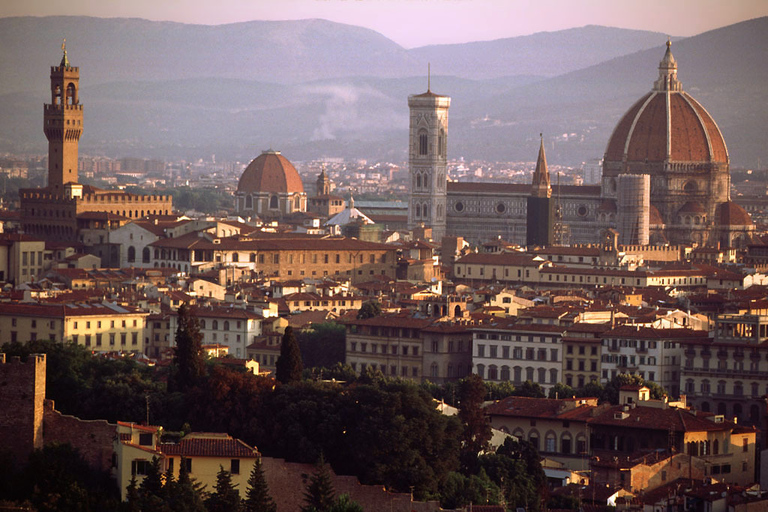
(486, 396, 600, 422)
(237, 150, 304, 194)
(160, 434, 258, 458)
(649, 204, 664, 225)
(589, 405, 735, 432)
(716, 201, 753, 227)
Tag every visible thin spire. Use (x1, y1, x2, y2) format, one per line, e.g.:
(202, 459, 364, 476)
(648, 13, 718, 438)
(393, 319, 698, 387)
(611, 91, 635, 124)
(60, 38, 69, 67)
(531, 134, 551, 198)
(428, 63, 431, 92)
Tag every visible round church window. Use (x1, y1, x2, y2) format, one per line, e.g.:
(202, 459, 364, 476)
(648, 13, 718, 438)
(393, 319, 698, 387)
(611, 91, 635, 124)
(576, 205, 588, 217)
(496, 203, 506, 214)
(455, 201, 464, 212)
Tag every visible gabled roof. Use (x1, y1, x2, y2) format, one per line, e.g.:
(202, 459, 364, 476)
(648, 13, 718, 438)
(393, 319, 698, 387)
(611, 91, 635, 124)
(160, 434, 258, 458)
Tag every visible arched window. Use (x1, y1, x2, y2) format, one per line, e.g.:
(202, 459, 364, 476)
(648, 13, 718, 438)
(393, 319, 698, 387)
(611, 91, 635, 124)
(416, 174, 422, 189)
(200, 320, 206, 329)
(415, 204, 421, 218)
(127, 246, 136, 263)
(294, 195, 301, 210)
(545, 432, 557, 452)
(488, 365, 498, 381)
(537, 367, 546, 384)
(232, 253, 239, 263)
(438, 129, 445, 157)
(269, 195, 278, 209)
(224, 321, 230, 331)
(513, 366, 522, 383)
(526, 367, 534, 381)
(713, 439, 719, 455)
(418, 129, 428, 155)
(500, 366, 510, 381)
(212, 320, 219, 330)
(245, 195, 253, 209)
(66, 83, 76, 105)
(549, 368, 558, 384)
(142, 247, 150, 263)
(476, 364, 485, 379)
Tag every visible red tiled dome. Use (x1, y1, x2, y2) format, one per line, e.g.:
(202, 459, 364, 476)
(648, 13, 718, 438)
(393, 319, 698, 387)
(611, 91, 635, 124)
(604, 92, 728, 165)
(678, 201, 707, 215)
(237, 150, 304, 194)
(649, 205, 664, 225)
(604, 42, 728, 167)
(716, 201, 753, 227)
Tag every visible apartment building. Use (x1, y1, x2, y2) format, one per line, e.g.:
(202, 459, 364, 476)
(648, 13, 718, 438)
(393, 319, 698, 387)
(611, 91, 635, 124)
(472, 318, 565, 394)
(0, 302, 148, 353)
(599, 326, 708, 397)
(169, 305, 263, 359)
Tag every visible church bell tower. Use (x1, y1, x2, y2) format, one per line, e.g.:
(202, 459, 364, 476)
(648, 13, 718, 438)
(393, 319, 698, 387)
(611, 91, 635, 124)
(407, 77, 450, 241)
(44, 40, 83, 190)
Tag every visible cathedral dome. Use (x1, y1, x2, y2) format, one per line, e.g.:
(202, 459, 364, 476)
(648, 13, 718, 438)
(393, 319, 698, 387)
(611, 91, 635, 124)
(715, 201, 753, 227)
(604, 42, 728, 166)
(237, 150, 304, 194)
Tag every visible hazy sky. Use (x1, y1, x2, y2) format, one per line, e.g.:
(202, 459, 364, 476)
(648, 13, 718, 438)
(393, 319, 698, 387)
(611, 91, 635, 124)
(2, 0, 767, 48)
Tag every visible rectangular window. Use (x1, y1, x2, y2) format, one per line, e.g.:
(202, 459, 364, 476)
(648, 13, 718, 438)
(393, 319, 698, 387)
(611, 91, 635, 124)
(109, 333, 115, 346)
(121, 333, 127, 346)
(139, 433, 153, 446)
(132, 460, 150, 476)
(85, 335, 91, 347)
(230, 459, 240, 475)
(184, 458, 192, 473)
(132, 332, 138, 346)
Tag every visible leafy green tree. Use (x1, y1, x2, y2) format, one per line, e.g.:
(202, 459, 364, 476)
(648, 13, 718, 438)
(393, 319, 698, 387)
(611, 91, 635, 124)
(548, 382, 575, 399)
(22, 443, 120, 512)
(356, 301, 381, 319)
(328, 494, 364, 512)
(297, 322, 346, 369)
(512, 380, 546, 398)
(243, 457, 277, 512)
(276, 327, 304, 385)
(602, 373, 667, 404)
(302, 454, 336, 512)
(171, 303, 206, 392)
(458, 374, 492, 471)
(439, 470, 500, 509)
(206, 466, 242, 512)
(485, 380, 516, 400)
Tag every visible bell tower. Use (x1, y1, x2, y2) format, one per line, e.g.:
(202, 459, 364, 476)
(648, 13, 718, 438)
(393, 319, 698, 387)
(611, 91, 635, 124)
(44, 40, 83, 189)
(407, 75, 450, 241)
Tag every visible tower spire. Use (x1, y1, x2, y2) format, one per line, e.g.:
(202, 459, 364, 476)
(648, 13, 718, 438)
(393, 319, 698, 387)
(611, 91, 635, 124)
(531, 134, 552, 198)
(428, 63, 431, 92)
(60, 38, 69, 67)
(653, 38, 682, 92)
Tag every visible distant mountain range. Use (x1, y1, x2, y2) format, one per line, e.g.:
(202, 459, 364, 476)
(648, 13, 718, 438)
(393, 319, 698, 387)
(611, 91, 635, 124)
(0, 16, 765, 168)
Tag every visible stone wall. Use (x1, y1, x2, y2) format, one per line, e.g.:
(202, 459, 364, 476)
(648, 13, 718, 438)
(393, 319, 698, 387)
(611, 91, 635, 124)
(43, 399, 116, 473)
(262, 456, 450, 512)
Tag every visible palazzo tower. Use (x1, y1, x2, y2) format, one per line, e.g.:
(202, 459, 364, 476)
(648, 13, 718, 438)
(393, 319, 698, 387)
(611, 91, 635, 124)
(44, 41, 83, 190)
(407, 81, 450, 240)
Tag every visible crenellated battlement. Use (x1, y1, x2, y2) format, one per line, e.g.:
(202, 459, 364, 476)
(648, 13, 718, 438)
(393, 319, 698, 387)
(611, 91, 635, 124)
(0, 352, 47, 463)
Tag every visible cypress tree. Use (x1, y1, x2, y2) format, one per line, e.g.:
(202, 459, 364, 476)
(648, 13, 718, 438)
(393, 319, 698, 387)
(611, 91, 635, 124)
(206, 466, 243, 512)
(275, 327, 303, 384)
(171, 303, 206, 391)
(301, 454, 335, 512)
(244, 457, 277, 512)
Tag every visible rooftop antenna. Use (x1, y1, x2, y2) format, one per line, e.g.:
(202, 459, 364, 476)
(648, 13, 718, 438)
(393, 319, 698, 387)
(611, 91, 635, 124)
(428, 63, 431, 92)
